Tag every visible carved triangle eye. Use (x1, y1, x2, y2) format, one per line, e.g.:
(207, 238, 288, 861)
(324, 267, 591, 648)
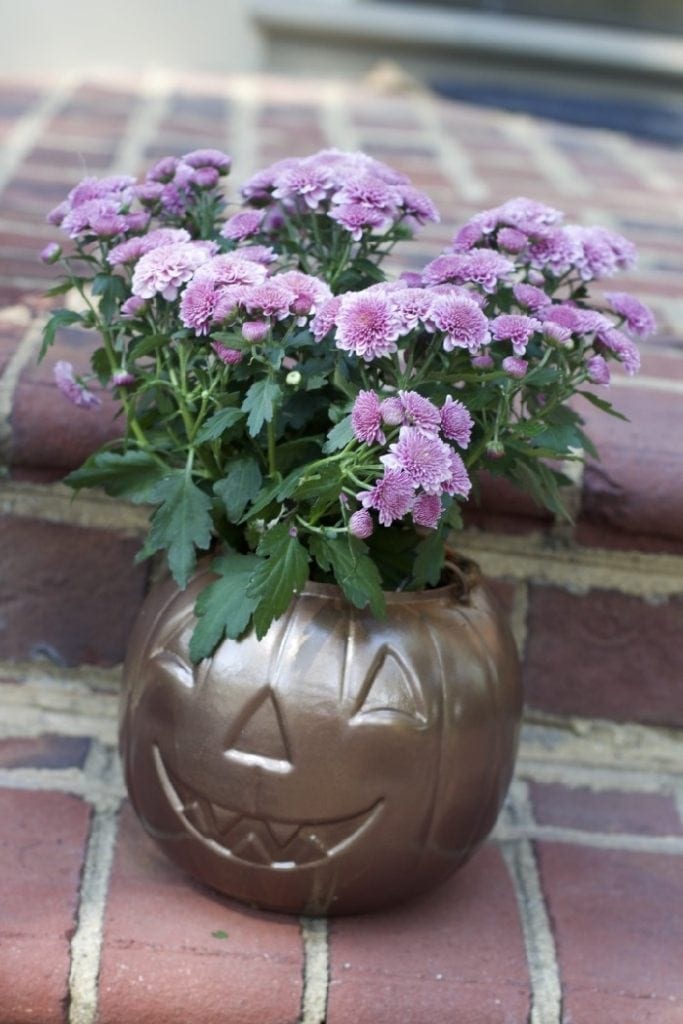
(353, 647, 428, 725)
(224, 690, 292, 773)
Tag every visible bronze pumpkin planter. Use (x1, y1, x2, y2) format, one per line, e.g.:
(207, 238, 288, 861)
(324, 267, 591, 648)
(119, 563, 522, 915)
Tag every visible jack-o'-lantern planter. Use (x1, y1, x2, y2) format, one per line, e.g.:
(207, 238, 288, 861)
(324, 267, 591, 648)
(120, 559, 521, 916)
(43, 147, 649, 913)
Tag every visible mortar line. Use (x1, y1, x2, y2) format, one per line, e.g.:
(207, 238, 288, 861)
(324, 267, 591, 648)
(0, 313, 46, 463)
(500, 783, 563, 1024)
(413, 92, 489, 203)
(68, 741, 123, 1024)
(0, 73, 76, 194)
(495, 823, 683, 855)
(109, 69, 173, 176)
(227, 77, 262, 190)
(298, 917, 329, 1024)
(501, 114, 589, 198)
(320, 80, 358, 152)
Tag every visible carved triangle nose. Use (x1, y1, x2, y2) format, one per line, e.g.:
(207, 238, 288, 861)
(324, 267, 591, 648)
(224, 689, 292, 772)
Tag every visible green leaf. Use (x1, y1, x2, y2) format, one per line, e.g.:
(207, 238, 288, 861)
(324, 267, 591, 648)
(292, 462, 342, 503)
(247, 522, 310, 639)
(211, 930, 229, 940)
(128, 334, 169, 360)
(525, 366, 560, 386)
(530, 423, 585, 454)
(145, 472, 214, 587)
(578, 390, 629, 421)
(195, 407, 245, 444)
(39, 309, 83, 361)
(214, 457, 263, 522)
(45, 280, 74, 297)
(65, 450, 169, 503)
(242, 379, 282, 437)
(189, 553, 261, 661)
(322, 414, 354, 454)
(314, 536, 386, 618)
(90, 347, 111, 384)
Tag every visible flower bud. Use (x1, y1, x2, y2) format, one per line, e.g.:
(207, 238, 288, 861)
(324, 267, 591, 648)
(349, 509, 374, 539)
(285, 370, 302, 386)
(40, 242, 62, 264)
(242, 320, 269, 344)
(485, 441, 505, 460)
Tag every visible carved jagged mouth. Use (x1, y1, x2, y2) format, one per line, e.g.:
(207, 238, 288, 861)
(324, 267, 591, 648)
(154, 746, 382, 870)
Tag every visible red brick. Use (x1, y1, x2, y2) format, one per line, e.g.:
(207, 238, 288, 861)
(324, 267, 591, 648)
(327, 845, 530, 1024)
(524, 585, 683, 726)
(0, 734, 91, 769)
(0, 789, 90, 1023)
(529, 782, 682, 837)
(98, 805, 303, 1024)
(0, 516, 148, 666)
(537, 843, 683, 1023)
(574, 521, 683, 556)
(10, 327, 123, 472)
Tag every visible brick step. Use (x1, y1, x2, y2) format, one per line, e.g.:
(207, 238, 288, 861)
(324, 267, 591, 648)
(1, 674, 682, 1023)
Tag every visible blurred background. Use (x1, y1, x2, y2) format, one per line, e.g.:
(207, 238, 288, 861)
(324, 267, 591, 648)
(1, 0, 681, 143)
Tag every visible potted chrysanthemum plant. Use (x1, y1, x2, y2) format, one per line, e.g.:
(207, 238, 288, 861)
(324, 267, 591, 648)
(41, 146, 654, 914)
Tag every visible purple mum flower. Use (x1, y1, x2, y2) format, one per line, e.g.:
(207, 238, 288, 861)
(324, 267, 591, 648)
(179, 278, 223, 335)
(435, 250, 514, 292)
(272, 162, 333, 210)
(211, 342, 243, 365)
(147, 156, 180, 183)
(121, 296, 147, 318)
(397, 185, 440, 225)
(565, 226, 637, 281)
(195, 253, 267, 288)
(238, 244, 277, 265)
(397, 390, 441, 436)
(543, 321, 572, 346)
(349, 508, 374, 539)
(241, 320, 269, 344)
(491, 314, 542, 355)
(191, 167, 220, 189)
(527, 227, 579, 275)
(334, 291, 402, 362)
(352, 390, 386, 445)
(586, 355, 611, 385)
(440, 396, 473, 448)
(428, 293, 490, 353)
(311, 297, 342, 342)
(542, 304, 581, 333)
(442, 450, 472, 498)
(53, 361, 101, 409)
(452, 222, 484, 252)
(245, 279, 297, 320)
(497, 227, 528, 253)
(182, 149, 232, 173)
(502, 356, 528, 378)
(131, 241, 214, 300)
(412, 493, 443, 529)
(389, 287, 432, 333)
(599, 329, 640, 375)
(359, 469, 415, 526)
(221, 209, 265, 241)
(513, 283, 550, 314)
(381, 426, 453, 494)
(277, 271, 332, 321)
(471, 353, 495, 370)
(605, 292, 656, 337)
(380, 396, 404, 426)
(329, 203, 389, 240)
